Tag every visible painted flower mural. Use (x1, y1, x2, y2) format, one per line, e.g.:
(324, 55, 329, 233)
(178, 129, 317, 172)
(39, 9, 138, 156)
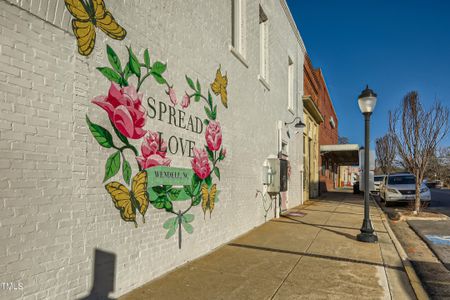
(86, 44, 229, 248)
(136, 131, 171, 169)
(92, 83, 147, 139)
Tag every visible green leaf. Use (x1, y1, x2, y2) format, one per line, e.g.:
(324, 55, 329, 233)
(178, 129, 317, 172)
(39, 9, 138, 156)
(151, 72, 167, 85)
(110, 121, 129, 145)
(194, 94, 201, 102)
(205, 175, 212, 187)
(183, 214, 195, 223)
(118, 77, 128, 87)
(163, 217, 177, 229)
(186, 75, 195, 90)
(127, 47, 141, 77)
(196, 79, 201, 93)
(183, 185, 192, 197)
(168, 189, 182, 201)
(205, 146, 214, 161)
(106, 45, 122, 73)
(193, 193, 202, 206)
(97, 67, 121, 83)
(152, 61, 166, 75)
(150, 195, 166, 209)
(204, 107, 213, 120)
(182, 222, 194, 234)
(165, 226, 177, 239)
(214, 167, 221, 180)
(122, 159, 131, 185)
(208, 91, 213, 107)
(152, 185, 166, 195)
(212, 105, 217, 120)
(123, 64, 132, 80)
(144, 49, 150, 69)
(103, 151, 121, 182)
(203, 119, 210, 126)
(164, 200, 173, 212)
(86, 115, 114, 148)
(191, 174, 201, 187)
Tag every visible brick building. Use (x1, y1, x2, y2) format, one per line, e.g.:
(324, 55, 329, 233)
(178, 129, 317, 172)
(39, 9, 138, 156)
(303, 55, 339, 194)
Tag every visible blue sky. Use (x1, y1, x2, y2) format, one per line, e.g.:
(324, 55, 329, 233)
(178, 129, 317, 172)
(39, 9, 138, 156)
(287, 0, 450, 147)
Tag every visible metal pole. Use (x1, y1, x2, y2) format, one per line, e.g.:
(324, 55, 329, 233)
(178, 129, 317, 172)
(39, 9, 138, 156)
(357, 113, 378, 243)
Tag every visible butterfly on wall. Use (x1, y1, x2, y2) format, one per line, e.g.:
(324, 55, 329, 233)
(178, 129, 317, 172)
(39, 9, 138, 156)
(201, 183, 217, 218)
(211, 67, 228, 108)
(105, 171, 149, 227)
(64, 0, 127, 56)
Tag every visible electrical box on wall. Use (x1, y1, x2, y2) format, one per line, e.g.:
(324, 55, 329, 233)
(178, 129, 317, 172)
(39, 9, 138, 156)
(266, 157, 280, 194)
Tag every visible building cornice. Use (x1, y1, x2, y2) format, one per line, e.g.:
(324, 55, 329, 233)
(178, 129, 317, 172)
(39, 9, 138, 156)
(279, 0, 307, 55)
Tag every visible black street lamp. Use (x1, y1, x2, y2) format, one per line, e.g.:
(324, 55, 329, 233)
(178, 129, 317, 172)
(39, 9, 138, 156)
(356, 85, 378, 243)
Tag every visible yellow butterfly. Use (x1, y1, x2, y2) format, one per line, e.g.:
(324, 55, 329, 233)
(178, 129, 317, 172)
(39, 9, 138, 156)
(105, 171, 149, 227)
(211, 67, 228, 108)
(64, 0, 127, 56)
(201, 183, 217, 218)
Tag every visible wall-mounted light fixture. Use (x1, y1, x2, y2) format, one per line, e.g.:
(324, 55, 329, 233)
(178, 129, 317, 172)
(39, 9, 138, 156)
(285, 117, 306, 139)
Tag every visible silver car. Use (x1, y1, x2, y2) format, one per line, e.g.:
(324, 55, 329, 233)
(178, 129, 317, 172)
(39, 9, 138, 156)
(380, 173, 431, 206)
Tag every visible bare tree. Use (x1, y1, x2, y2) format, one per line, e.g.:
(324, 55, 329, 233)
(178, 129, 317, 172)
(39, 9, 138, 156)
(338, 136, 349, 144)
(389, 91, 449, 213)
(375, 133, 396, 174)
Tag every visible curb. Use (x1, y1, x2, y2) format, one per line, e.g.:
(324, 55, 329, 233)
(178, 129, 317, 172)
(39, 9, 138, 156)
(373, 197, 430, 300)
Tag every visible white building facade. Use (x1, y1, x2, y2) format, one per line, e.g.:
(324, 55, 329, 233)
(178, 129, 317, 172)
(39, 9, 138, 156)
(0, 0, 307, 298)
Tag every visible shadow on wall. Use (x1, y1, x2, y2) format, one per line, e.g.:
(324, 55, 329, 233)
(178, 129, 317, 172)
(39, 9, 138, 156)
(79, 249, 116, 300)
(319, 180, 328, 194)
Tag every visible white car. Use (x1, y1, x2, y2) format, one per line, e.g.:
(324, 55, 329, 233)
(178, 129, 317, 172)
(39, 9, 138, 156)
(380, 173, 431, 206)
(373, 175, 386, 194)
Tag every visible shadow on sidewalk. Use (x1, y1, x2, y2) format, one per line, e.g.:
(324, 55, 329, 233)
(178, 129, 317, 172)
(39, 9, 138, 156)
(227, 243, 403, 271)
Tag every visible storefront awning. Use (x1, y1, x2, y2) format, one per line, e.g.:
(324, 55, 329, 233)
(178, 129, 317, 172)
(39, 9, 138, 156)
(320, 144, 360, 165)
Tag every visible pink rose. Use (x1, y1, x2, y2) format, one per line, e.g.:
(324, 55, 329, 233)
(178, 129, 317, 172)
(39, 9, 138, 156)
(181, 93, 190, 109)
(221, 148, 227, 159)
(191, 148, 211, 179)
(167, 87, 178, 106)
(92, 83, 147, 139)
(136, 131, 171, 170)
(205, 121, 222, 151)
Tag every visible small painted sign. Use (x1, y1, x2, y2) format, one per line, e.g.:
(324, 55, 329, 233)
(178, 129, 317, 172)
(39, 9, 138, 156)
(146, 166, 193, 187)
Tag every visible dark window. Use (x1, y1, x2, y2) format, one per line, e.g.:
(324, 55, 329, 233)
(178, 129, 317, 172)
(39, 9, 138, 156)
(388, 176, 415, 185)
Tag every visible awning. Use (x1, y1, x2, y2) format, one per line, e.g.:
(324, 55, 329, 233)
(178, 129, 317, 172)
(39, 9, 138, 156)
(320, 144, 360, 165)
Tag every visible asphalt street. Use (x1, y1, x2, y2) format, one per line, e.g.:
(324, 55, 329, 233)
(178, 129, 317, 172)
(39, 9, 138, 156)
(430, 188, 450, 216)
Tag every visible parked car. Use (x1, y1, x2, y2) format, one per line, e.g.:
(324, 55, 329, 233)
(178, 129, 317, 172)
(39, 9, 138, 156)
(379, 173, 431, 206)
(373, 175, 386, 194)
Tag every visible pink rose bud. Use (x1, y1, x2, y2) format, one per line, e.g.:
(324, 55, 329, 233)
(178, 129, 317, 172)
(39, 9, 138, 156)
(181, 93, 190, 109)
(167, 87, 178, 106)
(221, 148, 227, 159)
(191, 148, 211, 179)
(136, 130, 171, 170)
(205, 121, 222, 151)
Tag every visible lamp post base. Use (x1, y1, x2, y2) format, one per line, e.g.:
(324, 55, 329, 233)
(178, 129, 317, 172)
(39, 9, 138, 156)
(357, 232, 378, 243)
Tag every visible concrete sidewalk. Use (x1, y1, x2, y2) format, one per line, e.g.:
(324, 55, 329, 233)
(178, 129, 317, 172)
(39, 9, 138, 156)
(120, 191, 416, 300)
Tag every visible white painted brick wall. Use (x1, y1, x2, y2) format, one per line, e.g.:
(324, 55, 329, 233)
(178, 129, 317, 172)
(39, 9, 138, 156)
(0, 0, 306, 298)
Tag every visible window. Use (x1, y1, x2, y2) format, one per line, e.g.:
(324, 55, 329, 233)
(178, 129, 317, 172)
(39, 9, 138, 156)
(231, 0, 246, 61)
(259, 5, 269, 85)
(288, 56, 294, 112)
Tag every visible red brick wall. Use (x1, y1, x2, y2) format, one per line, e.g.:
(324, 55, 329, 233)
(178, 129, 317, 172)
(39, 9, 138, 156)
(303, 54, 339, 193)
